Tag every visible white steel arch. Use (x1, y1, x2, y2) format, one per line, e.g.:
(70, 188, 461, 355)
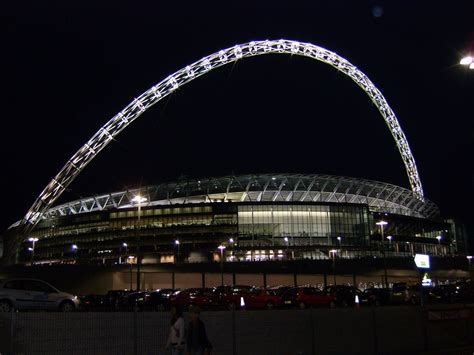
(22, 39, 424, 229)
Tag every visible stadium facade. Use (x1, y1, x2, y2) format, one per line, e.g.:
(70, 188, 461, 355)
(5, 174, 464, 266)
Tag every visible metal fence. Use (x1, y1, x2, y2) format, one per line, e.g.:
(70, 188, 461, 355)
(1, 306, 474, 355)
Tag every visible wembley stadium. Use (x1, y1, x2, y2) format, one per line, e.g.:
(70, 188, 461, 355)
(0, 40, 468, 267)
(4, 173, 464, 266)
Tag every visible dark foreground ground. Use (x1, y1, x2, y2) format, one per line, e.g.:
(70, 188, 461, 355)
(1, 304, 474, 355)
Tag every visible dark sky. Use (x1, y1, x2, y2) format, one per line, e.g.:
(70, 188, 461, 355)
(1, 2, 473, 235)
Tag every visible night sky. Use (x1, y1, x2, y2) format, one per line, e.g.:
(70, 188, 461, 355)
(1, 2, 473, 239)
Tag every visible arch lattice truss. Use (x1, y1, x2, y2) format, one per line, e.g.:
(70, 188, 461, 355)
(22, 39, 424, 230)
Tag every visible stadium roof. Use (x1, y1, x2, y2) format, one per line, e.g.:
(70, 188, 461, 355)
(10, 174, 440, 229)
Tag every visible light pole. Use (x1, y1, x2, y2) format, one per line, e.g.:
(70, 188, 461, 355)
(218, 245, 226, 286)
(436, 235, 442, 256)
(174, 240, 180, 264)
(71, 244, 78, 263)
(28, 237, 39, 266)
(127, 255, 134, 290)
(131, 194, 147, 291)
(387, 235, 392, 255)
(229, 238, 234, 261)
(376, 220, 388, 288)
(284, 237, 289, 260)
(121, 242, 128, 264)
(467, 256, 472, 270)
(329, 249, 337, 285)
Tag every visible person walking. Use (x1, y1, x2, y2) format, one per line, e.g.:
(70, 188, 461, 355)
(166, 306, 185, 355)
(186, 307, 212, 355)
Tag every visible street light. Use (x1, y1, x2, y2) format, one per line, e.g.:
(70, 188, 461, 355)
(71, 244, 78, 264)
(460, 56, 472, 65)
(284, 237, 289, 259)
(376, 220, 389, 288)
(127, 255, 135, 290)
(121, 242, 128, 264)
(436, 235, 442, 256)
(329, 249, 338, 285)
(218, 245, 226, 286)
(175, 240, 180, 264)
(467, 256, 472, 269)
(229, 238, 234, 261)
(28, 237, 39, 266)
(131, 194, 147, 291)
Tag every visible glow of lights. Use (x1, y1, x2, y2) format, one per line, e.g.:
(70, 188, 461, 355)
(175, 240, 180, 245)
(376, 221, 388, 226)
(460, 56, 473, 65)
(218, 245, 226, 250)
(128, 255, 135, 259)
(122, 242, 128, 247)
(28, 237, 39, 242)
(131, 195, 147, 204)
(229, 238, 234, 243)
(28, 247, 33, 251)
(470, 63, 474, 70)
(467, 256, 473, 260)
(436, 236, 442, 241)
(337, 236, 342, 241)
(71, 244, 78, 250)
(284, 237, 289, 243)
(387, 236, 393, 241)
(329, 249, 338, 254)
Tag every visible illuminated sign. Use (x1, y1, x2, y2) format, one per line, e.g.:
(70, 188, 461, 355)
(414, 254, 430, 269)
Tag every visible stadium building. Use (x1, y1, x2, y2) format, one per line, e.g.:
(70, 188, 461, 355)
(6, 173, 463, 266)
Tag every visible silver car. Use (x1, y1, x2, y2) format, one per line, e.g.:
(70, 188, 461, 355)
(0, 278, 80, 312)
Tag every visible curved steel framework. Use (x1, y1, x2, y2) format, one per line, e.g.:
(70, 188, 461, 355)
(22, 39, 424, 230)
(13, 174, 437, 230)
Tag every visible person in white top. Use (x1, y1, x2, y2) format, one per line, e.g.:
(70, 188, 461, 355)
(166, 306, 185, 355)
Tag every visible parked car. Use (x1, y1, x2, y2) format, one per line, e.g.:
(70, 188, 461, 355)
(212, 285, 254, 310)
(169, 288, 218, 310)
(79, 294, 107, 311)
(269, 286, 293, 297)
(117, 291, 150, 311)
(281, 287, 336, 309)
(324, 285, 363, 307)
(391, 283, 415, 304)
(454, 281, 474, 303)
(0, 278, 80, 312)
(428, 284, 458, 304)
(146, 288, 176, 311)
(360, 288, 391, 306)
(105, 289, 135, 310)
(242, 288, 282, 310)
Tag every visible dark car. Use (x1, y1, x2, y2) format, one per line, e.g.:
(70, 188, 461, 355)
(117, 291, 150, 311)
(269, 286, 293, 297)
(79, 294, 107, 311)
(105, 289, 135, 310)
(242, 288, 282, 310)
(390, 283, 413, 304)
(454, 281, 474, 303)
(147, 288, 176, 311)
(281, 287, 336, 309)
(360, 288, 391, 306)
(169, 288, 218, 310)
(212, 285, 254, 310)
(324, 285, 363, 307)
(429, 284, 458, 304)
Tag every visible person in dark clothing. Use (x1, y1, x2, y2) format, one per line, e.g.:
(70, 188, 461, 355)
(186, 307, 212, 355)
